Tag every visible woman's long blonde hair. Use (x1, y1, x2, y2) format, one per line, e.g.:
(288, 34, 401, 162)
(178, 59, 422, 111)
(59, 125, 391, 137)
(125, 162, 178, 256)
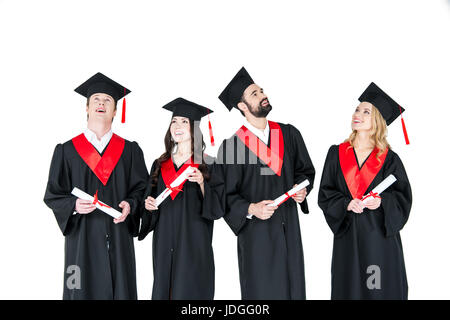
(345, 104, 391, 165)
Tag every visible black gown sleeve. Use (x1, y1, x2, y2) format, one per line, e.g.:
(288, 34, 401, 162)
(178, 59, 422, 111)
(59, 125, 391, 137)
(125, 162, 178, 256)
(289, 124, 316, 214)
(200, 159, 225, 221)
(43, 144, 79, 236)
(124, 142, 149, 237)
(318, 145, 353, 237)
(218, 139, 251, 236)
(138, 160, 160, 241)
(380, 152, 412, 237)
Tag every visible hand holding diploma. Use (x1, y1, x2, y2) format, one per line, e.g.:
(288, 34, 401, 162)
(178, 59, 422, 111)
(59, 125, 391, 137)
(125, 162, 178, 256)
(145, 196, 158, 211)
(114, 201, 131, 224)
(75, 198, 96, 214)
(249, 200, 278, 220)
(291, 186, 308, 203)
(347, 174, 397, 214)
(154, 166, 196, 207)
(71, 187, 123, 219)
(361, 174, 397, 204)
(268, 179, 310, 207)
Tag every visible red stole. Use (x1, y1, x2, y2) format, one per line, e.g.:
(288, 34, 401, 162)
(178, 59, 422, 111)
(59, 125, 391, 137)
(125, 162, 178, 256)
(235, 121, 284, 176)
(72, 133, 125, 186)
(161, 158, 200, 200)
(339, 141, 388, 199)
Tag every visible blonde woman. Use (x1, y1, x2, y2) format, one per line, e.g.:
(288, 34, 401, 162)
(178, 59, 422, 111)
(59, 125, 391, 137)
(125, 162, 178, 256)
(318, 83, 412, 300)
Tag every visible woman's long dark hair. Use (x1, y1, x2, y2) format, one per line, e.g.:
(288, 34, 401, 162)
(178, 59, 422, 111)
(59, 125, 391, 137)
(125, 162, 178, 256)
(151, 117, 210, 187)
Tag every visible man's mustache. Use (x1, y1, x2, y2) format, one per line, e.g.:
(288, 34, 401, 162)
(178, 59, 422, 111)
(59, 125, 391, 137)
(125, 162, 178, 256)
(260, 98, 269, 107)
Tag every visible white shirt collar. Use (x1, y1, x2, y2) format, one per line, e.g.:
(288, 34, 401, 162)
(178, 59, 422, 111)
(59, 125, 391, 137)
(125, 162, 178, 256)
(83, 128, 113, 153)
(243, 118, 270, 145)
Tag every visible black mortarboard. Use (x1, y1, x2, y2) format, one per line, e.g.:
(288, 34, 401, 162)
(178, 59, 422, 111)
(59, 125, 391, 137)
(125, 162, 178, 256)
(218, 67, 255, 111)
(359, 82, 410, 144)
(163, 97, 216, 145)
(162, 97, 213, 120)
(75, 72, 131, 123)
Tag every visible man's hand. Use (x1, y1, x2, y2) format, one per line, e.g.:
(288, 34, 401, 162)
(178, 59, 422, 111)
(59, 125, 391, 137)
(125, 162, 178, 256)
(75, 198, 96, 214)
(249, 200, 278, 220)
(291, 185, 307, 203)
(114, 201, 131, 224)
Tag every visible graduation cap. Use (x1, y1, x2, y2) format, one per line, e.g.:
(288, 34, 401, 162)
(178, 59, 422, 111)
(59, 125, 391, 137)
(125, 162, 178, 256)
(219, 67, 255, 111)
(359, 82, 410, 145)
(75, 72, 131, 123)
(162, 97, 216, 146)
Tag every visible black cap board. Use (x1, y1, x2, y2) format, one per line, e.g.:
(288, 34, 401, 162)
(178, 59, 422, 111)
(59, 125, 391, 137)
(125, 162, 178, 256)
(358, 82, 404, 126)
(218, 67, 255, 111)
(74, 72, 131, 102)
(162, 97, 213, 121)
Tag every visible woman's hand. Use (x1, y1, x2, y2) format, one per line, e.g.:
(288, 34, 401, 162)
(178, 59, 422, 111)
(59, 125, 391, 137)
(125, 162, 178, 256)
(187, 167, 204, 186)
(347, 199, 364, 214)
(364, 197, 381, 210)
(145, 196, 158, 211)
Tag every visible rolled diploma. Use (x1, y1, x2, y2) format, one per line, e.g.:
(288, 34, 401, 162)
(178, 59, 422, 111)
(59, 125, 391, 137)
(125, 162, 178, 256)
(71, 187, 122, 219)
(361, 174, 397, 204)
(155, 166, 196, 207)
(268, 179, 310, 207)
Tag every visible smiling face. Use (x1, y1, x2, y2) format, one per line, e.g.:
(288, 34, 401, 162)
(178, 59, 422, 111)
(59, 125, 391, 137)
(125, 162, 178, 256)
(86, 93, 116, 123)
(351, 102, 373, 132)
(170, 116, 191, 143)
(238, 84, 272, 118)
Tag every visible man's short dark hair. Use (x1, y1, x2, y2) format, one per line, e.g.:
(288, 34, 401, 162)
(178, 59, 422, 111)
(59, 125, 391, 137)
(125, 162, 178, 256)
(237, 95, 246, 117)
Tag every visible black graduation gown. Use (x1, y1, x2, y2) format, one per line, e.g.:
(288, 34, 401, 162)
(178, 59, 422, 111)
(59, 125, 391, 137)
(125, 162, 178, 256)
(318, 145, 412, 300)
(43, 137, 148, 300)
(138, 156, 224, 300)
(217, 122, 315, 300)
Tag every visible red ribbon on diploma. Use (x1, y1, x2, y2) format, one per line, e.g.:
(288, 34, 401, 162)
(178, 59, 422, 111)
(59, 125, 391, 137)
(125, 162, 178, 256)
(278, 192, 293, 205)
(92, 190, 111, 208)
(361, 191, 381, 202)
(166, 185, 184, 193)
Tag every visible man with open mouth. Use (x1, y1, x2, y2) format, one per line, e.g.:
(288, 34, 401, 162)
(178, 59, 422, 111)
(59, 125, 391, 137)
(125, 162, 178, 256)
(43, 72, 149, 299)
(216, 67, 315, 299)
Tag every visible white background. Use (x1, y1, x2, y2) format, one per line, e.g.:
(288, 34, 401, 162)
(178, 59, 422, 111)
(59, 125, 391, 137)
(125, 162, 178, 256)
(0, 0, 449, 300)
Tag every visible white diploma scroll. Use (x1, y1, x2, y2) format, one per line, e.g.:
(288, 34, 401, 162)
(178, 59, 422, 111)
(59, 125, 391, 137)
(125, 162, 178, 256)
(268, 179, 310, 207)
(71, 187, 122, 219)
(361, 174, 397, 205)
(155, 166, 196, 207)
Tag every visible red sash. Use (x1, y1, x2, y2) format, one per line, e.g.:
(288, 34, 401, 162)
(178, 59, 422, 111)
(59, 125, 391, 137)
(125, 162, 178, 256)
(161, 158, 200, 200)
(235, 121, 284, 176)
(72, 133, 125, 186)
(339, 141, 388, 199)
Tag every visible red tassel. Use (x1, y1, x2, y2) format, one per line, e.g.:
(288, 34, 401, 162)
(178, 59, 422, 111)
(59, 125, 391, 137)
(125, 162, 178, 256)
(399, 105, 409, 145)
(401, 117, 409, 145)
(208, 113, 215, 147)
(121, 97, 126, 123)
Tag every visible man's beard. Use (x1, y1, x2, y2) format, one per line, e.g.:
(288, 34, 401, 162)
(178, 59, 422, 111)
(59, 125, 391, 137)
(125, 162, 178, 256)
(247, 98, 272, 118)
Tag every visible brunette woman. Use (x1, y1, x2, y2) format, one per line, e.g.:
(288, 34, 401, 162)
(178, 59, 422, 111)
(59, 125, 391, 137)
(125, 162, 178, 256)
(138, 98, 224, 300)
